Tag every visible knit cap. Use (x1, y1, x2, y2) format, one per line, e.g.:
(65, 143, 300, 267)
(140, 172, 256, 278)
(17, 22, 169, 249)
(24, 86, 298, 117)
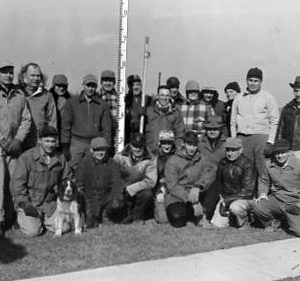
(185, 80, 200, 92)
(224, 81, 240, 93)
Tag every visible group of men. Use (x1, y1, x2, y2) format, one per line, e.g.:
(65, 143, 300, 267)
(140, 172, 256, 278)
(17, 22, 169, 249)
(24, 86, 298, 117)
(1, 58, 300, 239)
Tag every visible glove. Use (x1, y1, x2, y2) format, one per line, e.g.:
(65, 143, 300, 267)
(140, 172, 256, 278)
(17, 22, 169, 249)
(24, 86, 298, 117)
(263, 142, 274, 158)
(188, 187, 200, 204)
(61, 143, 71, 161)
(126, 185, 136, 197)
(19, 202, 39, 217)
(193, 202, 203, 217)
(285, 204, 300, 215)
(219, 201, 229, 217)
(7, 139, 22, 157)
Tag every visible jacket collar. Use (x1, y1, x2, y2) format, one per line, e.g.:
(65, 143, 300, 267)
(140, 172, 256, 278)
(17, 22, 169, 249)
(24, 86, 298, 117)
(33, 145, 61, 167)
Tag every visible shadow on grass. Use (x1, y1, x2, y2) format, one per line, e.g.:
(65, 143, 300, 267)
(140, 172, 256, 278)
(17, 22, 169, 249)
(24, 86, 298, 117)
(0, 237, 27, 264)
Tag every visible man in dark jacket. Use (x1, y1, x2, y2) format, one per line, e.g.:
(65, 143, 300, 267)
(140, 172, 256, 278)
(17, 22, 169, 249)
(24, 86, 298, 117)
(166, 76, 185, 107)
(61, 74, 112, 171)
(211, 137, 257, 228)
(145, 85, 185, 153)
(12, 126, 71, 237)
(252, 139, 300, 236)
(76, 137, 125, 228)
(276, 76, 300, 158)
(165, 131, 216, 228)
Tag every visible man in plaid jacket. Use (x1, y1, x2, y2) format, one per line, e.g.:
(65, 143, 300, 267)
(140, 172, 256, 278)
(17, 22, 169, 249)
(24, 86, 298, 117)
(179, 80, 214, 138)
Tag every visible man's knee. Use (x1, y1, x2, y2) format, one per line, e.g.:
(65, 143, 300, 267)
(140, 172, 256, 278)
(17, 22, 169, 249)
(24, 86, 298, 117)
(166, 202, 188, 228)
(229, 200, 249, 216)
(135, 189, 153, 205)
(17, 209, 43, 237)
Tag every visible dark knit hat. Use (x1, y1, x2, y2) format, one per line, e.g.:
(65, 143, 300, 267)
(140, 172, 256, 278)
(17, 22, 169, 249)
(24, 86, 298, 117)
(38, 126, 58, 138)
(52, 74, 68, 86)
(130, 132, 146, 148)
(224, 81, 241, 93)
(273, 139, 291, 153)
(247, 67, 263, 80)
(127, 74, 141, 86)
(183, 131, 198, 146)
(166, 76, 180, 88)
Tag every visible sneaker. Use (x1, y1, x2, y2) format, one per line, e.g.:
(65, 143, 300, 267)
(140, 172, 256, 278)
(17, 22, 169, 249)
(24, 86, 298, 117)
(265, 219, 281, 232)
(198, 217, 214, 229)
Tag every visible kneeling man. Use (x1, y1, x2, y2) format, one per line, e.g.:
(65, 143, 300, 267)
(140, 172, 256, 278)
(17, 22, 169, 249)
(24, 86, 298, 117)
(12, 126, 71, 236)
(253, 139, 300, 236)
(212, 137, 257, 228)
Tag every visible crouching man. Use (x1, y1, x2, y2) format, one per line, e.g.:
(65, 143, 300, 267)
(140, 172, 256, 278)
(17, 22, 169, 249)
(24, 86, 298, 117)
(212, 138, 257, 228)
(114, 133, 157, 224)
(11, 126, 72, 237)
(76, 137, 125, 228)
(252, 139, 300, 236)
(165, 131, 216, 228)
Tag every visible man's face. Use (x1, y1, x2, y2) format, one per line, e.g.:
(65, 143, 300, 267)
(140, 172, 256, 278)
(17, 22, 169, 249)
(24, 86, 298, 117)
(274, 151, 290, 165)
(24, 65, 42, 90)
(187, 91, 199, 102)
(39, 136, 57, 155)
(0, 67, 14, 86)
(91, 148, 107, 161)
(294, 88, 300, 102)
(160, 141, 173, 154)
(185, 143, 198, 157)
(101, 78, 115, 92)
(170, 87, 179, 98)
(130, 144, 144, 158)
(225, 89, 238, 101)
(203, 92, 214, 103)
(158, 88, 171, 107)
(132, 81, 142, 96)
(54, 84, 68, 96)
(83, 82, 97, 97)
(207, 128, 221, 139)
(246, 77, 262, 93)
(226, 147, 242, 161)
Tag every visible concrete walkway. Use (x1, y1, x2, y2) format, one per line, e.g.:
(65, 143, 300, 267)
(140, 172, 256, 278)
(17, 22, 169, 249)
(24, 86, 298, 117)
(19, 238, 300, 281)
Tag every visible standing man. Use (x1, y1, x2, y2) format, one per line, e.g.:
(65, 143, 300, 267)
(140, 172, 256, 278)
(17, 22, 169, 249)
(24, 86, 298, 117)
(211, 138, 257, 228)
(61, 74, 111, 171)
(231, 67, 279, 176)
(253, 139, 300, 236)
(276, 76, 300, 158)
(0, 60, 31, 236)
(98, 70, 118, 147)
(145, 85, 185, 153)
(18, 63, 57, 151)
(166, 76, 185, 107)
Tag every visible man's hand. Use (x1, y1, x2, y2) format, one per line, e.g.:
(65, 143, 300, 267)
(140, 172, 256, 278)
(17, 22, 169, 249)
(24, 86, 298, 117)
(19, 202, 39, 217)
(255, 193, 268, 203)
(188, 187, 200, 204)
(263, 142, 274, 158)
(126, 186, 136, 197)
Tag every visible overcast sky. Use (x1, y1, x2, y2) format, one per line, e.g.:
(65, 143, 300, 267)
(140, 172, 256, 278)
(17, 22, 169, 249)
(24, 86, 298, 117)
(1, 0, 300, 105)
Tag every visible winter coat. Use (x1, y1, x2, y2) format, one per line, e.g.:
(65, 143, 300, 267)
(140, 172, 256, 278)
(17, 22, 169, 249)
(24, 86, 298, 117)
(225, 99, 233, 136)
(164, 147, 216, 206)
(198, 134, 227, 167)
(217, 154, 257, 204)
(0, 84, 31, 146)
(76, 152, 124, 212)
(23, 88, 57, 150)
(12, 146, 71, 216)
(61, 92, 112, 145)
(276, 99, 300, 150)
(145, 103, 185, 153)
(114, 144, 157, 195)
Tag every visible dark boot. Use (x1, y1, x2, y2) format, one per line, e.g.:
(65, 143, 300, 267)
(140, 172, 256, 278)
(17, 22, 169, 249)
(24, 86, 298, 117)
(0, 221, 5, 238)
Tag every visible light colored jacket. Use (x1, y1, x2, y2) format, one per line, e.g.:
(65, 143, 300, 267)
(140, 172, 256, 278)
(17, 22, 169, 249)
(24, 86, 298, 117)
(230, 89, 279, 143)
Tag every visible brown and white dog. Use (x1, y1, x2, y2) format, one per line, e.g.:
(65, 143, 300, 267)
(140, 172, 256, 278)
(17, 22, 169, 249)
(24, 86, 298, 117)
(54, 179, 85, 236)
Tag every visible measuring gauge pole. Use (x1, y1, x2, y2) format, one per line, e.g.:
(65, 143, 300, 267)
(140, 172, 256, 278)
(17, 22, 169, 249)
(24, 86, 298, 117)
(116, 0, 129, 152)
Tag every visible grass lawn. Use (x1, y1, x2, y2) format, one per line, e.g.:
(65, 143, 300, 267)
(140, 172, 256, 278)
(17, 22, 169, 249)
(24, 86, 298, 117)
(0, 220, 295, 281)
